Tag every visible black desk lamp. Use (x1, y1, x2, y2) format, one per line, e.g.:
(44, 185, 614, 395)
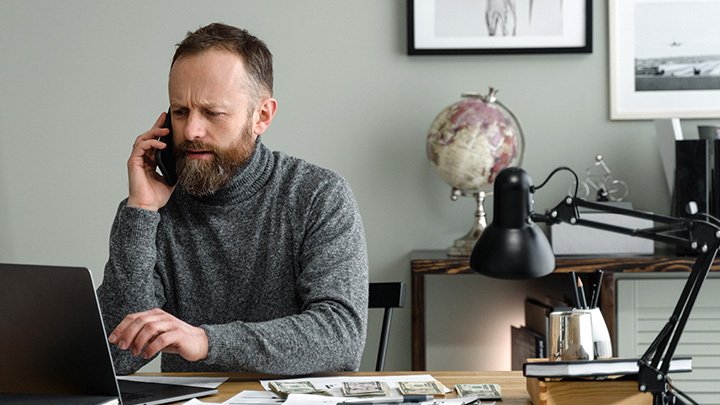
(470, 166, 720, 405)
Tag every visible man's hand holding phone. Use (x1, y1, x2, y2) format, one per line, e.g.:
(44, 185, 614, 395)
(126, 112, 176, 211)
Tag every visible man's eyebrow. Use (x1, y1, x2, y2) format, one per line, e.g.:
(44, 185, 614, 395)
(169, 100, 237, 110)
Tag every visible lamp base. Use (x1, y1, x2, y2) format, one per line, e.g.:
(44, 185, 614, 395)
(447, 191, 487, 257)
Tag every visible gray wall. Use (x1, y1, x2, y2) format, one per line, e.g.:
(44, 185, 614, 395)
(1, 0, 717, 372)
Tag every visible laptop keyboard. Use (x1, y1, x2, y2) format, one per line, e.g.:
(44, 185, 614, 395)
(121, 390, 156, 401)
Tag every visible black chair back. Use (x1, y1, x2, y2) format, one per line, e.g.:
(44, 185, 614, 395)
(368, 282, 406, 372)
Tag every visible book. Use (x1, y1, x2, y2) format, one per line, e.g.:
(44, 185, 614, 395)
(523, 357, 692, 378)
(511, 326, 545, 370)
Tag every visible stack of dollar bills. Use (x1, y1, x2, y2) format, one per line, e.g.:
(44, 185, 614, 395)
(268, 381, 332, 398)
(454, 383, 502, 400)
(341, 381, 389, 397)
(397, 381, 446, 397)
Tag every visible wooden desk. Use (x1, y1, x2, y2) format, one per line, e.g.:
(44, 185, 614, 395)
(151, 371, 531, 404)
(410, 249, 720, 371)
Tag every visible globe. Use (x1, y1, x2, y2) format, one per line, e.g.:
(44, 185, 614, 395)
(427, 89, 524, 193)
(426, 89, 524, 256)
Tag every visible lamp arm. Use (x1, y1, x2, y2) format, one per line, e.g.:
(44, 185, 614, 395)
(573, 218, 691, 248)
(638, 239, 719, 404)
(534, 195, 720, 404)
(531, 210, 690, 247)
(655, 242, 719, 370)
(575, 198, 679, 223)
(539, 196, 707, 251)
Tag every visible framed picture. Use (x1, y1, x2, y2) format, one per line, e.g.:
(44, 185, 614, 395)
(407, 0, 592, 55)
(610, 0, 720, 120)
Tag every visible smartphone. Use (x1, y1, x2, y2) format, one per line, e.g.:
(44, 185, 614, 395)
(155, 108, 178, 186)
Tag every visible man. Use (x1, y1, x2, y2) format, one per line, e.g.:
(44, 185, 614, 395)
(97, 23, 368, 375)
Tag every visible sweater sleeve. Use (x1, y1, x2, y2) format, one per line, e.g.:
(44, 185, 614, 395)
(96, 201, 166, 375)
(200, 177, 369, 374)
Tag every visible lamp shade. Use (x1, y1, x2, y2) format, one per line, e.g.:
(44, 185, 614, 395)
(469, 167, 555, 279)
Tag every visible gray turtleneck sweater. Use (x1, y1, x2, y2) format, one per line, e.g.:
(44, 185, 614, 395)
(97, 139, 368, 375)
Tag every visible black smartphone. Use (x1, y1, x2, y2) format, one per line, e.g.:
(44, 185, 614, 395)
(155, 108, 178, 186)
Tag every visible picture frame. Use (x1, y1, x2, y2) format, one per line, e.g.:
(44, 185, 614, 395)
(407, 0, 592, 55)
(610, 0, 720, 120)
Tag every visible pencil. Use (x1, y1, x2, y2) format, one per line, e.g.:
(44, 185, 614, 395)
(577, 277, 588, 309)
(570, 271, 581, 309)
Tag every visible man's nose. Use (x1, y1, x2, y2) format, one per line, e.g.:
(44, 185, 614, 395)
(183, 111, 206, 141)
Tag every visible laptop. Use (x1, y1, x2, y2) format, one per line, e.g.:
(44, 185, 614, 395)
(0, 263, 218, 404)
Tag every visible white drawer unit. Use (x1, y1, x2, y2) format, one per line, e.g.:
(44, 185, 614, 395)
(616, 273, 720, 404)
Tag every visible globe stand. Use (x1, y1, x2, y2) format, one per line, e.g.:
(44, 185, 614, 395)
(447, 190, 488, 256)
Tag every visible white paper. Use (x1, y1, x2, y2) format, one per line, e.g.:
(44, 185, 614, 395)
(260, 374, 450, 398)
(282, 397, 494, 405)
(183, 397, 493, 405)
(282, 393, 341, 404)
(182, 390, 283, 404)
(181, 375, 484, 405)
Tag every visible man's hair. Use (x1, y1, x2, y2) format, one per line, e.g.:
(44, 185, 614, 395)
(172, 23, 273, 101)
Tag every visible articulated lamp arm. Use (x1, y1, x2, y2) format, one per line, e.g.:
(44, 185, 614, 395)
(470, 166, 720, 404)
(532, 195, 720, 405)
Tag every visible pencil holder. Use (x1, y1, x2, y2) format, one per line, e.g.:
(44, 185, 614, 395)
(572, 307, 612, 359)
(549, 311, 594, 361)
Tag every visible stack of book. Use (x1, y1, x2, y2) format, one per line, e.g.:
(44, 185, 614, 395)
(523, 357, 692, 405)
(526, 377, 652, 405)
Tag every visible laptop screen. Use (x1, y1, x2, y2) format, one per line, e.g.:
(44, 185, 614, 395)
(0, 263, 121, 398)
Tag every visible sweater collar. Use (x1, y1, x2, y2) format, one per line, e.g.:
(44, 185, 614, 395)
(179, 137, 273, 206)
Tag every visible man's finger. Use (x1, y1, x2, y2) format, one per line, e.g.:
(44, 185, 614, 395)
(109, 309, 165, 350)
(153, 111, 167, 129)
(130, 318, 175, 356)
(142, 329, 182, 359)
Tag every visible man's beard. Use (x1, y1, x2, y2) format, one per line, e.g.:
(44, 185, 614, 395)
(174, 125, 255, 196)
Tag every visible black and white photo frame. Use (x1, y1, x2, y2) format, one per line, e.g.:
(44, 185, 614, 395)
(407, 0, 592, 55)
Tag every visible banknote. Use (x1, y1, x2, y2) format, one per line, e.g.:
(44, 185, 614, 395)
(454, 383, 502, 400)
(268, 381, 332, 398)
(342, 381, 389, 396)
(397, 380, 445, 396)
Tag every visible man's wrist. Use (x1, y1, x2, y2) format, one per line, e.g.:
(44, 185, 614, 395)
(199, 327, 209, 361)
(126, 197, 160, 212)
(199, 325, 214, 362)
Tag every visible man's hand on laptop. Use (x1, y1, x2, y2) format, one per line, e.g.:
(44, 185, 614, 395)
(108, 308, 208, 362)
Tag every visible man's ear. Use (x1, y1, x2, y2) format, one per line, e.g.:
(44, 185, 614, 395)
(253, 97, 278, 136)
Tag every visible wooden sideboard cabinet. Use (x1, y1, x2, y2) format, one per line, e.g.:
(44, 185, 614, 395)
(410, 249, 720, 371)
